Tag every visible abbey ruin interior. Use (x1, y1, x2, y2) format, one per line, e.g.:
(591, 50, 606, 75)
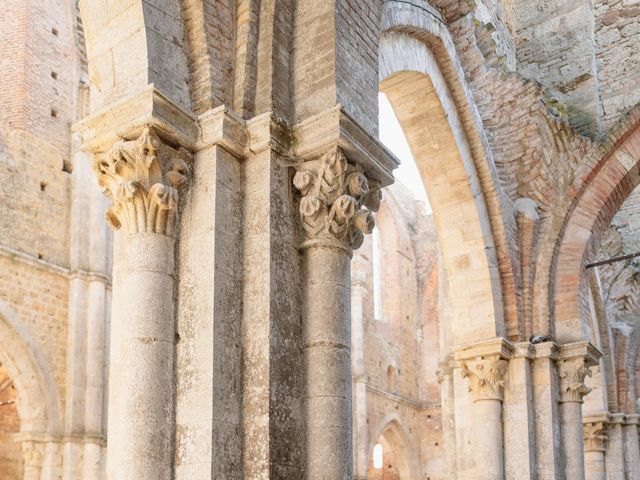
(1, 0, 640, 479)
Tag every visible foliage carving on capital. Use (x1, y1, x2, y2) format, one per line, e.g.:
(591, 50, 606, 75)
(293, 149, 380, 251)
(20, 440, 44, 468)
(558, 357, 592, 403)
(461, 358, 508, 402)
(94, 127, 191, 236)
(583, 422, 608, 452)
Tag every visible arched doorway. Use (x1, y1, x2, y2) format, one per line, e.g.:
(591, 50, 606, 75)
(0, 300, 62, 479)
(367, 420, 418, 480)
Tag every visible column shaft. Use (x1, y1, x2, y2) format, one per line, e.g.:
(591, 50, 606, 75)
(473, 398, 504, 480)
(623, 420, 640, 480)
(561, 402, 586, 479)
(584, 450, 606, 480)
(304, 246, 352, 479)
(106, 234, 176, 480)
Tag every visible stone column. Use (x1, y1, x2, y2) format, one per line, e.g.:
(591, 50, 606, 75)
(456, 339, 513, 480)
(583, 418, 608, 480)
(93, 127, 191, 480)
(557, 342, 601, 480)
(293, 148, 380, 479)
(605, 414, 626, 480)
(20, 440, 44, 480)
(531, 342, 562, 480)
(623, 414, 640, 480)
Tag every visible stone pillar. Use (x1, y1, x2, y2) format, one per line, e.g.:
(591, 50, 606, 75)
(20, 439, 44, 480)
(351, 245, 370, 480)
(437, 361, 457, 478)
(293, 148, 380, 479)
(503, 342, 535, 480)
(557, 342, 601, 480)
(92, 127, 191, 480)
(456, 339, 513, 480)
(623, 414, 640, 480)
(605, 414, 626, 480)
(583, 418, 608, 480)
(531, 342, 562, 480)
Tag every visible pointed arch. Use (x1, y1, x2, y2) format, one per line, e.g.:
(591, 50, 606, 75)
(379, 27, 510, 344)
(369, 414, 420, 480)
(0, 300, 62, 434)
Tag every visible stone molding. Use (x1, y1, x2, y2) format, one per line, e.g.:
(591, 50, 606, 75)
(623, 414, 640, 426)
(94, 127, 191, 236)
(74, 85, 198, 155)
(557, 342, 601, 404)
(583, 420, 608, 452)
(293, 148, 380, 252)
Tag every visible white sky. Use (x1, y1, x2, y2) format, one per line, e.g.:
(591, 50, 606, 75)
(378, 92, 432, 213)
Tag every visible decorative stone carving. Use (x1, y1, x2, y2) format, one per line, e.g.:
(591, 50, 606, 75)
(293, 149, 380, 251)
(20, 440, 44, 468)
(94, 127, 191, 236)
(558, 357, 592, 403)
(461, 358, 508, 402)
(584, 422, 608, 452)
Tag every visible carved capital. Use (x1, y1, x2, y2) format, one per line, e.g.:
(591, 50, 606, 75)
(558, 357, 592, 403)
(20, 440, 44, 468)
(461, 358, 508, 402)
(583, 421, 608, 452)
(94, 127, 191, 236)
(293, 149, 380, 252)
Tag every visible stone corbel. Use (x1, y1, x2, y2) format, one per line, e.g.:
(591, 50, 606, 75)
(557, 342, 601, 404)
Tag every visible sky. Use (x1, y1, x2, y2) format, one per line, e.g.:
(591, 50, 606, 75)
(378, 92, 432, 213)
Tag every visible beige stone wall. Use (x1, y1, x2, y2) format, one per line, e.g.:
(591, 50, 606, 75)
(352, 184, 445, 480)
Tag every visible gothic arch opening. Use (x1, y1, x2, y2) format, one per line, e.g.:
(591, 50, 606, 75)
(551, 117, 640, 343)
(367, 419, 418, 480)
(379, 30, 504, 346)
(0, 301, 62, 476)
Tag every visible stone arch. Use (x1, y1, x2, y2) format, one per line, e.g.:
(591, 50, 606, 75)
(379, 31, 508, 345)
(0, 300, 62, 434)
(368, 415, 420, 480)
(77, 0, 192, 113)
(550, 114, 640, 342)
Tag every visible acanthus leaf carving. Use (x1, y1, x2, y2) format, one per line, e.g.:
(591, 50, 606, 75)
(558, 357, 593, 403)
(583, 421, 608, 452)
(94, 127, 191, 236)
(293, 149, 380, 251)
(461, 358, 508, 402)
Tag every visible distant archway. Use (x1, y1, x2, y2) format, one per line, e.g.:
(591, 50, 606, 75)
(0, 300, 61, 434)
(368, 417, 419, 479)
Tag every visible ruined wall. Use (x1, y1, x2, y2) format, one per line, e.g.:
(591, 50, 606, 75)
(595, 186, 640, 413)
(352, 184, 444, 479)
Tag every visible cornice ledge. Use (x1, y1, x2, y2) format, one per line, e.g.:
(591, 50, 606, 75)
(624, 414, 640, 425)
(197, 105, 246, 156)
(452, 337, 514, 362)
(532, 341, 559, 360)
(608, 412, 626, 425)
(583, 412, 612, 425)
(73, 84, 198, 154)
(291, 105, 399, 187)
(558, 341, 602, 366)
